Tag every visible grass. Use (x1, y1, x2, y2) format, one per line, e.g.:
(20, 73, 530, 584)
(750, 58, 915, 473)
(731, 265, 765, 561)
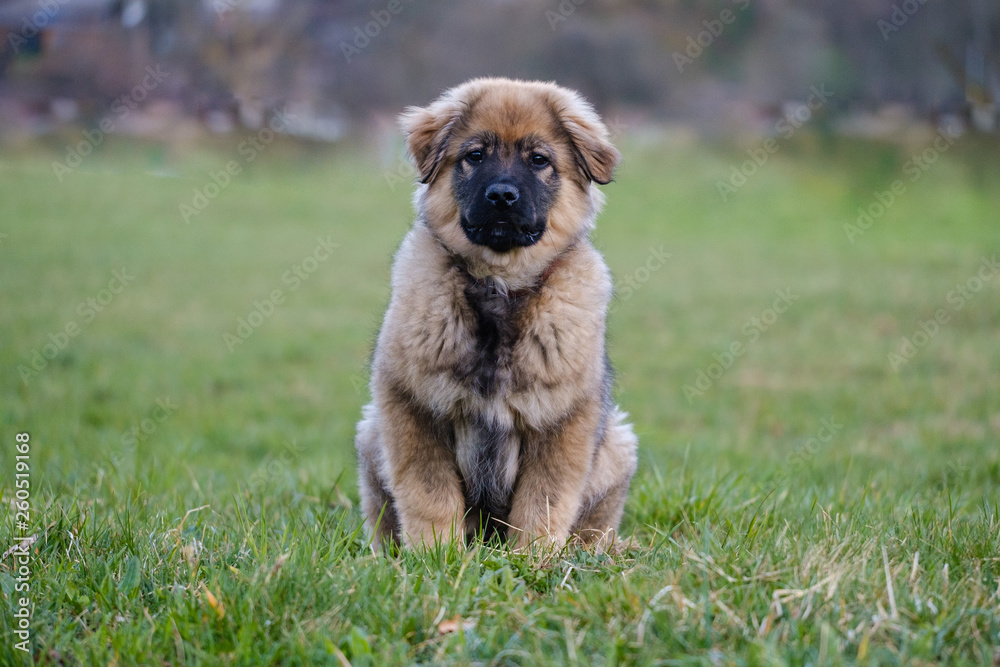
(0, 130, 999, 665)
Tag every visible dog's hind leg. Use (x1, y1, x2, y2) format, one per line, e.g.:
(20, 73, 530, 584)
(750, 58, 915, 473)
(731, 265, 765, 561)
(356, 403, 400, 548)
(571, 408, 638, 547)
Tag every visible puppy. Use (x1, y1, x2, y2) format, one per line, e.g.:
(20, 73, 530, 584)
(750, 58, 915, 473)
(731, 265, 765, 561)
(356, 77, 637, 549)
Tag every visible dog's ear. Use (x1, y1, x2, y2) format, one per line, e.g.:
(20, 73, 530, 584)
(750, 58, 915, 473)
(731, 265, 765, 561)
(399, 95, 464, 185)
(555, 96, 621, 185)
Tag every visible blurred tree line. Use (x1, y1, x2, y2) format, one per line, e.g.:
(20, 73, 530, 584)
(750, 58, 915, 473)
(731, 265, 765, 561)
(0, 0, 997, 137)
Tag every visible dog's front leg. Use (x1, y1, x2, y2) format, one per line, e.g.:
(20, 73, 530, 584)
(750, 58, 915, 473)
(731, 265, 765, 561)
(507, 407, 599, 547)
(380, 394, 464, 548)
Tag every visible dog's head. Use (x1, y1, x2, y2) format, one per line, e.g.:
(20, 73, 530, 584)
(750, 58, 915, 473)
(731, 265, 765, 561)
(400, 78, 620, 273)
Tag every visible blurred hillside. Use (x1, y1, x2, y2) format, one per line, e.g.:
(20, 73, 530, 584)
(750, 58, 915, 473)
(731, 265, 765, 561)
(1, 0, 998, 144)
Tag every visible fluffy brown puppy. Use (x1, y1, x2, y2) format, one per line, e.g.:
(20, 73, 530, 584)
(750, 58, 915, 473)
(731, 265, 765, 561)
(356, 77, 638, 549)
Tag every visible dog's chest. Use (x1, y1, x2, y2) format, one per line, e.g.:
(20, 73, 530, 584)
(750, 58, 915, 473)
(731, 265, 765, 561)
(448, 280, 530, 521)
(453, 412, 518, 520)
(457, 278, 525, 397)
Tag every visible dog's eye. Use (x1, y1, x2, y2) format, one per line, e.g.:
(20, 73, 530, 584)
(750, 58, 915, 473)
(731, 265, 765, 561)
(466, 150, 483, 163)
(530, 154, 550, 167)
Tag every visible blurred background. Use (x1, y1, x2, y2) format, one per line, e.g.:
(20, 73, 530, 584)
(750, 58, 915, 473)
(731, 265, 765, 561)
(1, 0, 998, 495)
(1, 0, 998, 148)
(3, 5, 999, 661)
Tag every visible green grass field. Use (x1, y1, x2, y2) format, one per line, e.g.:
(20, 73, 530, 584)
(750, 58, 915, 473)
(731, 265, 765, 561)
(1, 132, 999, 665)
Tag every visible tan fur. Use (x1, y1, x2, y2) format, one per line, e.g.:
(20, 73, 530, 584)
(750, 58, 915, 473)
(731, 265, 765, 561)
(356, 78, 638, 549)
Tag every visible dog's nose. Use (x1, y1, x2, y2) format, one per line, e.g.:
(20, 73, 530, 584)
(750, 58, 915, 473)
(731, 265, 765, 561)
(485, 183, 519, 207)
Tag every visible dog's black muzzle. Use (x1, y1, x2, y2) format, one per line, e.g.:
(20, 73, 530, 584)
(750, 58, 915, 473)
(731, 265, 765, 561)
(461, 180, 545, 252)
